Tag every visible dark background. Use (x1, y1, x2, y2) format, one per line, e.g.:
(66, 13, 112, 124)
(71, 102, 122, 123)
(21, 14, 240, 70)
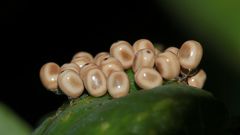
(1, 0, 239, 129)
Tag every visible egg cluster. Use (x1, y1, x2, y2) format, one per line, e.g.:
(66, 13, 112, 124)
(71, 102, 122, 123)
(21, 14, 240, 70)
(40, 39, 206, 99)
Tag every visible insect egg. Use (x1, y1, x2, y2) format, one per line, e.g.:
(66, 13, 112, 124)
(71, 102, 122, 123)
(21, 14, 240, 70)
(133, 39, 155, 54)
(155, 52, 180, 80)
(178, 40, 203, 70)
(110, 40, 134, 69)
(58, 70, 84, 99)
(107, 71, 129, 98)
(187, 69, 207, 89)
(132, 48, 155, 72)
(134, 67, 163, 90)
(39, 62, 60, 92)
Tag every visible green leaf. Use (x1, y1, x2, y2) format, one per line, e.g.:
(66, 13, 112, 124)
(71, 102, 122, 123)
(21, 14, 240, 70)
(0, 103, 32, 135)
(126, 69, 140, 93)
(33, 83, 227, 135)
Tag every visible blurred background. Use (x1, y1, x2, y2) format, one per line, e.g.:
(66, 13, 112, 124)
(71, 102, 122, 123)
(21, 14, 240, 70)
(1, 0, 240, 133)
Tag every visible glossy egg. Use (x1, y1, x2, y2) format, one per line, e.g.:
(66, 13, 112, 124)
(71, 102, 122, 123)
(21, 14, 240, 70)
(58, 70, 84, 98)
(132, 48, 155, 72)
(99, 57, 123, 77)
(110, 40, 134, 69)
(135, 68, 163, 90)
(133, 39, 155, 54)
(83, 68, 107, 97)
(40, 62, 60, 92)
(178, 40, 203, 70)
(188, 69, 207, 89)
(107, 71, 129, 98)
(155, 52, 180, 80)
